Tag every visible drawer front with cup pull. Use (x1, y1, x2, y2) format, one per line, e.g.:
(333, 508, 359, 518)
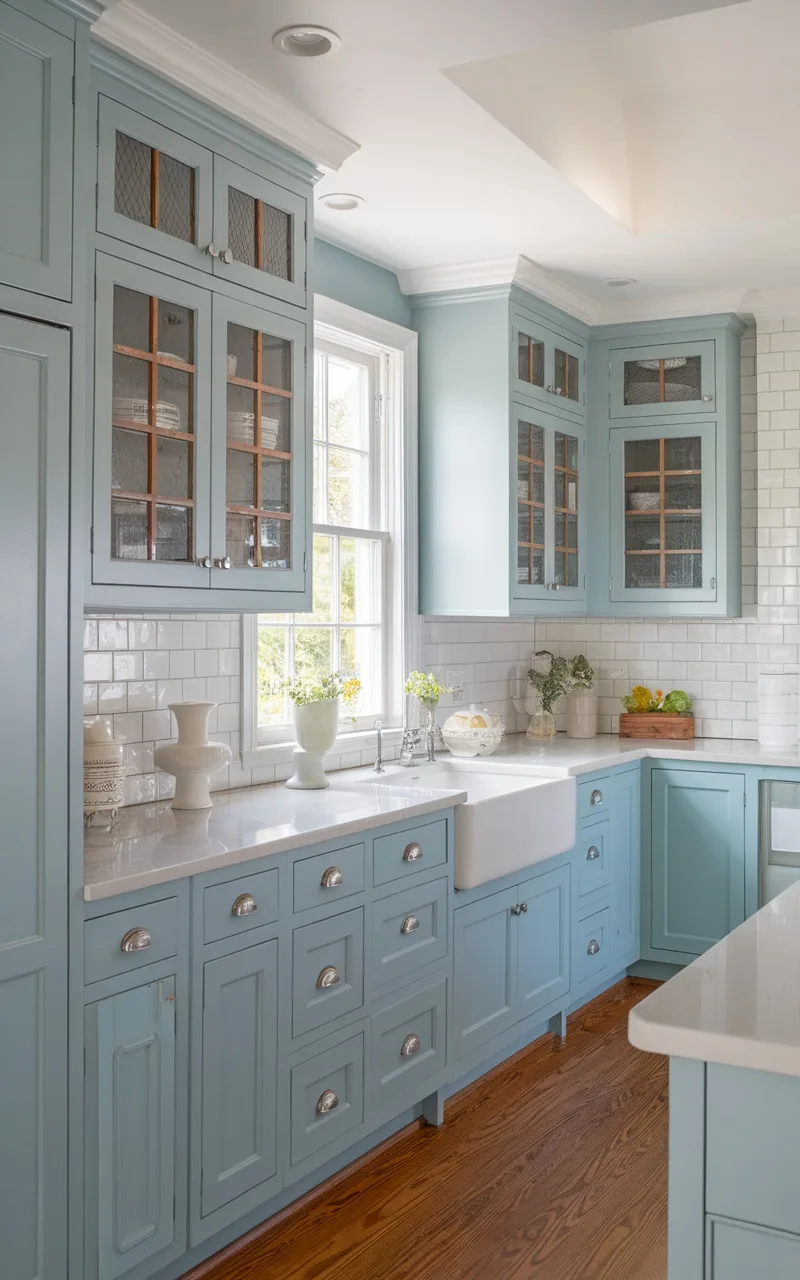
(578, 776, 610, 822)
(203, 868, 279, 944)
(288, 1030, 365, 1177)
(370, 877, 448, 988)
(575, 906, 611, 988)
(293, 842, 365, 915)
(84, 896, 178, 985)
(373, 819, 447, 887)
(292, 907, 365, 1038)
(577, 820, 611, 898)
(371, 977, 447, 1107)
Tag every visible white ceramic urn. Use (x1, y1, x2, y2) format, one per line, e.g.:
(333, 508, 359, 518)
(286, 697, 340, 789)
(83, 717, 126, 825)
(154, 702, 232, 810)
(566, 688, 598, 739)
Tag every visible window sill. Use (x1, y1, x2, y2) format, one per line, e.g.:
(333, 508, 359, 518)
(241, 725, 403, 771)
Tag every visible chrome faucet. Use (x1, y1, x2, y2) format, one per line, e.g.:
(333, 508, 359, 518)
(372, 720, 385, 773)
(400, 719, 437, 767)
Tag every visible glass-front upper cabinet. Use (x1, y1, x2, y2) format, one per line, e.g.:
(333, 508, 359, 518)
(609, 423, 717, 604)
(210, 294, 307, 594)
(93, 253, 212, 590)
(609, 340, 716, 418)
(97, 99, 307, 308)
(512, 308, 585, 420)
(515, 405, 584, 605)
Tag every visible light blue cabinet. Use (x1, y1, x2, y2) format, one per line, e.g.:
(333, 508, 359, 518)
(648, 767, 745, 958)
(0, 0, 73, 301)
(84, 980, 177, 1280)
(512, 305, 586, 420)
(609, 338, 716, 419)
(517, 865, 571, 1020)
(610, 768, 640, 965)
(199, 941, 279, 1221)
(707, 1219, 800, 1280)
(513, 404, 586, 605)
(0, 315, 69, 1280)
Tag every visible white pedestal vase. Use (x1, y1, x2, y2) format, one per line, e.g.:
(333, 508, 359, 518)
(566, 688, 598, 739)
(154, 702, 232, 810)
(286, 697, 340, 790)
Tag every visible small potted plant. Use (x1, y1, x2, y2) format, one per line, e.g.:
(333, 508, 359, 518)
(566, 654, 597, 739)
(285, 672, 361, 789)
(525, 651, 572, 740)
(619, 685, 694, 739)
(404, 671, 452, 744)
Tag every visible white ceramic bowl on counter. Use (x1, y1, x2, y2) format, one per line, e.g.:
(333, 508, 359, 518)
(442, 705, 504, 758)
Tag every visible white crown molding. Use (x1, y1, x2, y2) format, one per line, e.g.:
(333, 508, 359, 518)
(597, 288, 750, 326)
(92, 1, 359, 172)
(396, 257, 519, 298)
(514, 256, 599, 325)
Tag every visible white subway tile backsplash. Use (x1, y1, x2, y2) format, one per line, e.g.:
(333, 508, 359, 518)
(99, 619, 129, 650)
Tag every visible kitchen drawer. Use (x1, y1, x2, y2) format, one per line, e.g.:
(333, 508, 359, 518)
(575, 906, 611, 988)
(371, 977, 447, 1108)
(707, 1218, 800, 1279)
(373, 819, 447, 887)
(203, 867, 279, 944)
(288, 1029, 365, 1180)
(577, 820, 611, 898)
(293, 843, 365, 915)
(370, 878, 448, 988)
(292, 907, 364, 1039)
(578, 776, 610, 822)
(84, 896, 178, 985)
(707, 1064, 800, 1237)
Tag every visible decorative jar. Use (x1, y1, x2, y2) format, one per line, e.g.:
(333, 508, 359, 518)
(83, 717, 126, 827)
(286, 697, 341, 789)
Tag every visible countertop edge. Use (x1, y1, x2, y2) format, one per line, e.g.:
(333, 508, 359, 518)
(628, 1006, 800, 1080)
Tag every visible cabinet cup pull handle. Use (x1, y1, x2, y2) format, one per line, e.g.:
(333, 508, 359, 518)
(320, 866, 344, 889)
(586, 845, 600, 861)
(214, 556, 232, 570)
(205, 242, 221, 259)
(401, 914, 420, 934)
(590, 790, 603, 806)
(232, 893, 257, 917)
(120, 927, 152, 954)
(402, 842, 423, 862)
(317, 966, 340, 990)
(400, 1033, 421, 1058)
(221, 247, 234, 265)
(587, 939, 600, 956)
(316, 1088, 339, 1115)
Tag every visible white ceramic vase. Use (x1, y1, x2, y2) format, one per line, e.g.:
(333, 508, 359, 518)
(286, 697, 340, 790)
(566, 688, 598, 739)
(83, 717, 126, 826)
(154, 702, 232, 810)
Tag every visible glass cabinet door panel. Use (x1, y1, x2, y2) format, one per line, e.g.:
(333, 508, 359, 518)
(611, 341, 715, 417)
(620, 430, 707, 593)
(624, 354, 701, 407)
(227, 187, 292, 281)
(554, 430, 579, 590)
(517, 331, 545, 388)
(213, 158, 307, 307)
(114, 131, 196, 245)
(516, 418, 547, 587)
(554, 348, 580, 403)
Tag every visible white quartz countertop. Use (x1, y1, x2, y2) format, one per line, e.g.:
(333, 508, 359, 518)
(84, 732, 800, 902)
(629, 880, 800, 1077)
(83, 775, 467, 901)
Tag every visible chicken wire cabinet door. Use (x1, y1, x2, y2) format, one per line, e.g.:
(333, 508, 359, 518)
(513, 405, 585, 609)
(610, 340, 716, 418)
(212, 157, 307, 308)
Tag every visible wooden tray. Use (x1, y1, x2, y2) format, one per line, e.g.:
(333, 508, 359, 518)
(619, 713, 695, 740)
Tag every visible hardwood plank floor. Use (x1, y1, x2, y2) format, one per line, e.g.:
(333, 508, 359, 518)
(189, 979, 668, 1280)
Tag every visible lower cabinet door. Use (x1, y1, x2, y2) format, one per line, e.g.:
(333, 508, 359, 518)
(650, 768, 745, 955)
(516, 864, 570, 1021)
(85, 979, 178, 1280)
(611, 769, 639, 964)
(708, 1218, 800, 1279)
(288, 1028, 365, 1184)
(200, 941, 278, 1218)
(453, 887, 518, 1059)
(371, 978, 447, 1113)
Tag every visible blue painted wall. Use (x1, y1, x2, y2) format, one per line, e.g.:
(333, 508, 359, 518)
(314, 239, 411, 328)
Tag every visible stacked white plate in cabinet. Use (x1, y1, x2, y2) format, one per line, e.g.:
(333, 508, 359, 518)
(758, 668, 799, 746)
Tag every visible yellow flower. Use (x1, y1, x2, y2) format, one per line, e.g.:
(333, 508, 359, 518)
(342, 676, 361, 707)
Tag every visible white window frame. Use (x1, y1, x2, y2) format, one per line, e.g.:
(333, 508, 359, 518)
(241, 296, 420, 767)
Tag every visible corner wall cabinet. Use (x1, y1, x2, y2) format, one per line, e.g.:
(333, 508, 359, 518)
(88, 75, 314, 611)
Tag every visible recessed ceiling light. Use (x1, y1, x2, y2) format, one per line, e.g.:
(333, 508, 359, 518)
(319, 193, 365, 212)
(604, 278, 637, 288)
(272, 25, 341, 57)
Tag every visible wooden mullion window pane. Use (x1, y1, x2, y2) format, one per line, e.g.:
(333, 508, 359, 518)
(151, 147, 160, 230)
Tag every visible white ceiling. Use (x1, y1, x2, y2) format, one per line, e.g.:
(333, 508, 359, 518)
(96, 0, 800, 311)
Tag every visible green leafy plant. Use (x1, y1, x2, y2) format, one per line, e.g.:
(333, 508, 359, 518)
(621, 685, 693, 714)
(662, 689, 693, 714)
(284, 672, 361, 707)
(568, 654, 594, 691)
(404, 671, 453, 708)
(527, 650, 572, 714)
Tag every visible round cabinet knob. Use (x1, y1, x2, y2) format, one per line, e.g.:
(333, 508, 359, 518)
(402, 842, 423, 863)
(702, 394, 713, 402)
(586, 845, 600, 861)
(400, 1032, 421, 1058)
(232, 893, 257, 918)
(197, 556, 212, 568)
(520, 901, 528, 914)
(400, 914, 420, 934)
(120, 927, 152, 954)
(546, 385, 555, 394)
(590, 790, 603, 806)
(587, 939, 601, 956)
(205, 242, 221, 259)
(221, 247, 234, 265)
(320, 866, 344, 889)
(316, 1088, 339, 1115)
(214, 556, 232, 570)
(316, 965, 340, 990)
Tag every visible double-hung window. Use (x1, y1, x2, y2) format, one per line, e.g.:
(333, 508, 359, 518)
(245, 307, 417, 755)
